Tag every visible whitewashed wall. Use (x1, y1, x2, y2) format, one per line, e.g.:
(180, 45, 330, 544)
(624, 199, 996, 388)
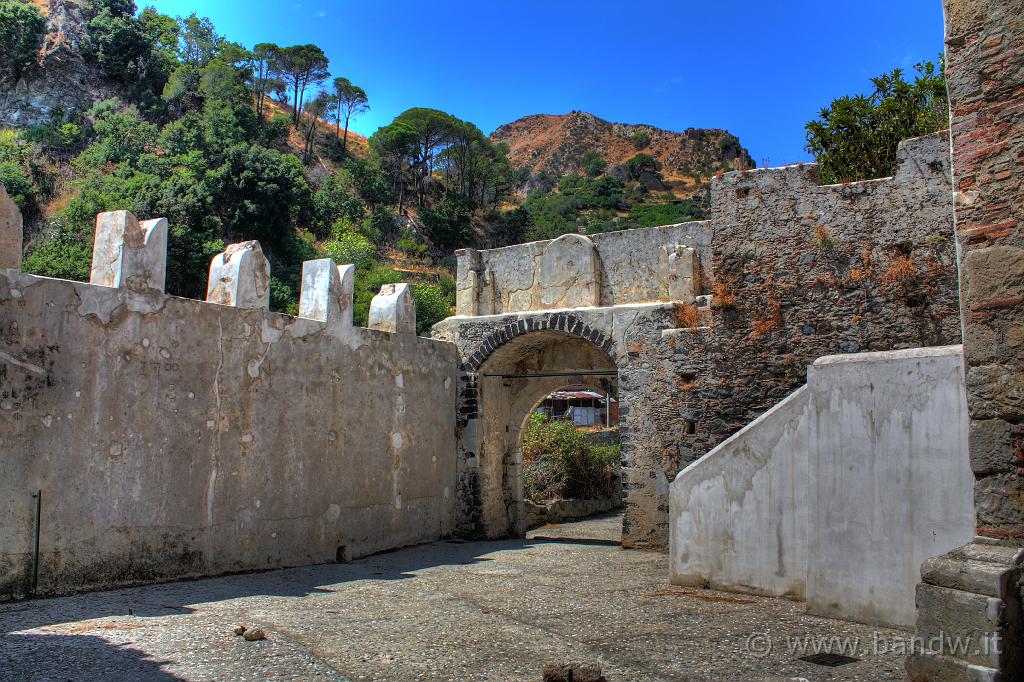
(670, 346, 975, 627)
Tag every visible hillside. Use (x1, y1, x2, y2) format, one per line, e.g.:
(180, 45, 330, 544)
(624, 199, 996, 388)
(492, 111, 754, 197)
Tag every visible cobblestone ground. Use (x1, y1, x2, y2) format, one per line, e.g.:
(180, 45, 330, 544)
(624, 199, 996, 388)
(0, 537, 911, 681)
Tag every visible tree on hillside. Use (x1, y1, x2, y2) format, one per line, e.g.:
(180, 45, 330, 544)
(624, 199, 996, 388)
(0, 1, 46, 82)
(370, 121, 418, 213)
(804, 60, 948, 184)
(330, 77, 369, 157)
(251, 43, 279, 119)
(177, 13, 223, 66)
(301, 91, 332, 164)
(625, 153, 661, 181)
(274, 44, 330, 126)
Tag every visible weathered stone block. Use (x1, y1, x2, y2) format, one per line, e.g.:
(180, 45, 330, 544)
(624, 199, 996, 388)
(965, 247, 1024, 309)
(538, 233, 600, 309)
(661, 244, 700, 303)
(970, 419, 1016, 475)
(299, 258, 354, 330)
(914, 583, 1004, 668)
(966, 365, 1024, 421)
(206, 241, 270, 309)
(89, 211, 168, 291)
(0, 183, 22, 270)
(369, 282, 416, 334)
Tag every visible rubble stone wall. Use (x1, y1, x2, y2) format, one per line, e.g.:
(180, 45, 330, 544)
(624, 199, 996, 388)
(442, 132, 960, 548)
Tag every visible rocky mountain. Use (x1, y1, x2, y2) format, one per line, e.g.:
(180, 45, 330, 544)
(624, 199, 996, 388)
(0, 0, 119, 127)
(491, 111, 754, 196)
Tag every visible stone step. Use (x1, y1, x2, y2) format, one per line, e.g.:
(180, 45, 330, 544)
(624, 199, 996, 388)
(905, 650, 997, 682)
(914, 583, 1004, 668)
(921, 555, 1016, 597)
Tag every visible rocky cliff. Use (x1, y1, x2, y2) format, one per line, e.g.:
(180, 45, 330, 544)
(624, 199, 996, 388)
(491, 111, 754, 196)
(0, 0, 118, 127)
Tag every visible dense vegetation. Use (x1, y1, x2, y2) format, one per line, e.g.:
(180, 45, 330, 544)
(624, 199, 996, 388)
(4, 0, 462, 330)
(3, 1, 722, 332)
(805, 60, 948, 184)
(521, 413, 620, 503)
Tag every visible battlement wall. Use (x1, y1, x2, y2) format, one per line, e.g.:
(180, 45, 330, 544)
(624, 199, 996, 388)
(455, 221, 712, 315)
(0, 207, 459, 599)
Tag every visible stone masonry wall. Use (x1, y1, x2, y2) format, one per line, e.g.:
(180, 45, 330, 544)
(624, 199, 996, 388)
(0, 226, 458, 599)
(944, 0, 1024, 541)
(439, 131, 960, 549)
(663, 133, 961, 466)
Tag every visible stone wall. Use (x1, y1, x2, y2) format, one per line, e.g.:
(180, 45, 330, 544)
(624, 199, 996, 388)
(944, 0, 1024, 542)
(664, 132, 961, 476)
(671, 346, 975, 628)
(455, 221, 711, 315)
(0, 211, 458, 600)
(441, 131, 960, 549)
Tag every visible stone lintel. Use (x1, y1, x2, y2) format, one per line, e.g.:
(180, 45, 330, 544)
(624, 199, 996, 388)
(206, 241, 271, 309)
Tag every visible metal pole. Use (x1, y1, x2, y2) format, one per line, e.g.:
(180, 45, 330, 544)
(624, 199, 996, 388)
(31, 490, 41, 596)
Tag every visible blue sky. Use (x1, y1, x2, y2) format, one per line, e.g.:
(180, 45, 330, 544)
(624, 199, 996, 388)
(146, 0, 946, 167)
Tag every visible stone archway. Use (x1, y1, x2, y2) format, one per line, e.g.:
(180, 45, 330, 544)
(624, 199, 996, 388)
(469, 327, 618, 539)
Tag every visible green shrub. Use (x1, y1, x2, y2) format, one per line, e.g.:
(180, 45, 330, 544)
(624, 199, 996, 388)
(22, 232, 92, 281)
(324, 231, 376, 269)
(410, 281, 454, 335)
(521, 413, 620, 503)
(0, 1, 46, 81)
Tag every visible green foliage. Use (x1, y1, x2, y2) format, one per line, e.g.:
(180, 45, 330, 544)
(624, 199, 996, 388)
(0, 129, 37, 211)
(805, 60, 949, 184)
(0, 1, 46, 81)
(625, 153, 661, 180)
(521, 413, 620, 503)
(82, 5, 173, 106)
(21, 229, 91, 282)
(410, 281, 454, 334)
(628, 201, 703, 227)
(629, 129, 651, 149)
(521, 174, 626, 240)
(581, 150, 606, 177)
(206, 143, 311, 248)
(324, 231, 375, 269)
(314, 170, 364, 236)
(420, 194, 474, 251)
(76, 104, 159, 167)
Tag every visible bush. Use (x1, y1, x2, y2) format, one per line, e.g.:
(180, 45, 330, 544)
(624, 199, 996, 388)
(521, 413, 620, 503)
(22, 232, 92, 281)
(410, 281, 454, 335)
(0, 1, 46, 81)
(324, 231, 375, 269)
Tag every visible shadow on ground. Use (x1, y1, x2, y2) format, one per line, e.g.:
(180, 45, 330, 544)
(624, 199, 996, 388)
(0, 539, 555, 634)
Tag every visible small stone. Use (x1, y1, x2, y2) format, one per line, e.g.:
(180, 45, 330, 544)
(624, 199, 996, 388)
(242, 627, 266, 641)
(232, 625, 247, 636)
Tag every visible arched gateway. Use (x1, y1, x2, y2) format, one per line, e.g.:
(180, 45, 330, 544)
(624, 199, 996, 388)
(433, 225, 711, 547)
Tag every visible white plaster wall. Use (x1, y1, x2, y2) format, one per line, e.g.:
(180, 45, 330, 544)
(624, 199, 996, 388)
(804, 346, 975, 627)
(669, 345, 975, 628)
(670, 385, 810, 598)
(0, 270, 459, 599)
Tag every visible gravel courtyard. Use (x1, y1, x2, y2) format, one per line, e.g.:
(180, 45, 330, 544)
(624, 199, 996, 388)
(0, 532, 911, 681)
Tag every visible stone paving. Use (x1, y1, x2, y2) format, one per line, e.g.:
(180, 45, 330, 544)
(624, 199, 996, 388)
(0, 535, 912, 681)
(526, 511, 624, 544)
